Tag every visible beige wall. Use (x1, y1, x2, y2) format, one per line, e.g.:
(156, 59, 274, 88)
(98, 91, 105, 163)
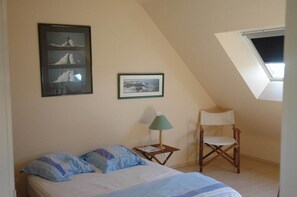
(137, 0, 285, 163)
(8, 0, 214, 195)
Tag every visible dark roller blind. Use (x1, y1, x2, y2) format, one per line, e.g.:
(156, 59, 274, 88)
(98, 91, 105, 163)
(251, 36, 284, 63)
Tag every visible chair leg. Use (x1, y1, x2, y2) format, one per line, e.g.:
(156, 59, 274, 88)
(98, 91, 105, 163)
(199, 127, 204, 172)
(237, 146, 240, 174)
(233, 146, 239, 173)
(233, 147, 236, 163)
(199, 143, 203, 172)
(208, 143, 240, 173)
(234, 126, 241, 174)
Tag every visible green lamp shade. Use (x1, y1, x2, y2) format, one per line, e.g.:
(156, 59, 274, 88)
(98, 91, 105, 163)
(149, 115, 173, 130)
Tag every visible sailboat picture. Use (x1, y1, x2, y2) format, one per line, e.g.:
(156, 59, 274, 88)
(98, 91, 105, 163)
(38, 23, 92, 97)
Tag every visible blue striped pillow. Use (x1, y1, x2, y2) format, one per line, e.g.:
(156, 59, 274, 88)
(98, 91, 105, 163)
(21, 153, 95, 182)
(81, 145, 146, 173)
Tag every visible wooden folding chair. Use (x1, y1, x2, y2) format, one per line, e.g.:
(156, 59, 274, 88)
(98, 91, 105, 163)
(199, 110, 241, 173)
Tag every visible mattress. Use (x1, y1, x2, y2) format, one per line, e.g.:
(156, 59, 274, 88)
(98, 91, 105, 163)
(27, 160, 180, 197)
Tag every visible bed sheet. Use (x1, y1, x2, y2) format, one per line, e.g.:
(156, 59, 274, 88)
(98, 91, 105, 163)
(27, 160, 180, 197)
(96, 172, 242, 197)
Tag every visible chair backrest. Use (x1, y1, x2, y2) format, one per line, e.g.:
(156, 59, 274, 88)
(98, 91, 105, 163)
(200, 110, 235, 126)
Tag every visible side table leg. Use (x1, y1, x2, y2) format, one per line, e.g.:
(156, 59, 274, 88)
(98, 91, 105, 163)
(162, 152, 174, 165)
(142, 152, 154, 161)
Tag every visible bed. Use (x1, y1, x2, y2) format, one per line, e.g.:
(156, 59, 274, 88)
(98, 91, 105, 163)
(28, 161, 241, 197)
(27, 160, 241, 197)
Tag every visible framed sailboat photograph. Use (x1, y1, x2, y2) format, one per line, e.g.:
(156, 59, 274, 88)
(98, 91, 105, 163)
(38, 23, 93, 97)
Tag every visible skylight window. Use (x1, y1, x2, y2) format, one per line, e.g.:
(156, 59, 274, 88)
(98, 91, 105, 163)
(243, 29, 285, 80)
(266, 63, 285, 78)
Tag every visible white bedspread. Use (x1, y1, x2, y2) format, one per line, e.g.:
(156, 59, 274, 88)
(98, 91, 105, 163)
(27, 160, 180, 197)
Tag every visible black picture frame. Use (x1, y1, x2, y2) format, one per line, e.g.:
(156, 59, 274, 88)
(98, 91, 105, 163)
(38, 23, 93, 97)
(118, 73, 164, 99)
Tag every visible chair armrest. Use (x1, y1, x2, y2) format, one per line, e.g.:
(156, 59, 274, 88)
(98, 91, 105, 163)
(233, 127, 241, 133)
(232, 127, 241, 144)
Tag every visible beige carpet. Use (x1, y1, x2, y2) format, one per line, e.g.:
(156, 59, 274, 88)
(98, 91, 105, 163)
(175, 156, 279, 197)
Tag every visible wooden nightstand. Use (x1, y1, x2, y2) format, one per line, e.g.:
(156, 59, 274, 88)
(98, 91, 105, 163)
(134, 144, 179, 165)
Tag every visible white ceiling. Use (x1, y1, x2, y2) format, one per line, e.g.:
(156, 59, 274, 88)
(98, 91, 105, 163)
(136, 0, 286, 161)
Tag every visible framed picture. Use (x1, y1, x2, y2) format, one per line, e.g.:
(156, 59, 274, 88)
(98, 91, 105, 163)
(38, 23, 93, 97)
(118, 73, 164, 99)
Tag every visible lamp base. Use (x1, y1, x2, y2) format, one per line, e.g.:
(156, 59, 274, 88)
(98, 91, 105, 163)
(158, 143, 165, 150)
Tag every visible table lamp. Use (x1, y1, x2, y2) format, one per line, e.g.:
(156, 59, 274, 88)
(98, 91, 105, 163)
(149, 113, 173, 149)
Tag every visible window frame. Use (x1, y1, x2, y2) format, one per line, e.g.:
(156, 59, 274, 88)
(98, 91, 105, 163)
(242, 28, 285, 81)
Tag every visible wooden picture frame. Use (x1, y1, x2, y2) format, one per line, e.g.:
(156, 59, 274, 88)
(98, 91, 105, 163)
(118, 73, 164, 99)
(38, 23, 93, 97)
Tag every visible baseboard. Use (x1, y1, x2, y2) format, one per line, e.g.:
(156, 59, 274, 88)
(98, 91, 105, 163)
(169, 154, 279, 169)
(170, 160, 197, 169)
(241, 154, 280, 166)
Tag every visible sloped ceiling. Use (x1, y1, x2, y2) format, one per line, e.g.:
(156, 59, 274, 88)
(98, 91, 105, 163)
(136, 0, 286, 162)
